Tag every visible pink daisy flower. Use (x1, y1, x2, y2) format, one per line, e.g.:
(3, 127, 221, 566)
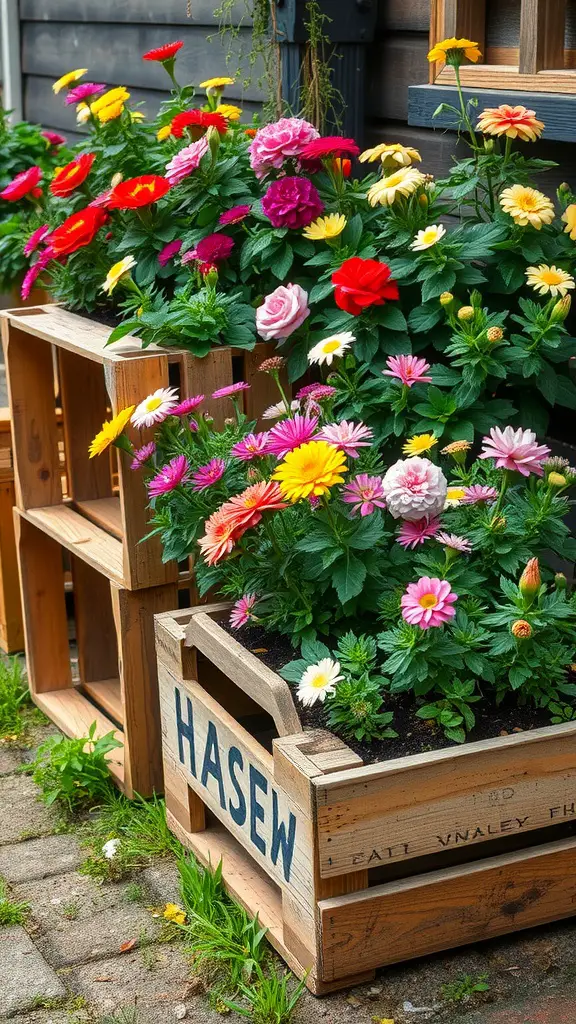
(479, 426, 551, 477)
(397, 516, 440, 549)
(65, 83, 105, 105)
(158, 239, 182, 266)
(148, 455, 191, 498)
(231, 432, 270, 460)
(229, 593, 258, 629)
(264, 414, 318, 458)
(212, 382, 250, 399)
(219, 205, 251, 226)
(382, 354, 432, 388)
(316, 420, 373, 458)
(171, 395, 204, 416)
(130, 441, 156, 470)
(23, 224, 50, 256)
(296, 383, 337, 402)
(401, 576, 458, 629)
(461, 484, 498, 504)
(191, 458, 227, 491)
(342, 474, 386, 517)
(436, 531, 472, 553)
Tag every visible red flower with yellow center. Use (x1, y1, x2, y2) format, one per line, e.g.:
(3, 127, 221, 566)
(50, 153, 95, 198)
(106, 175, 171, 210)
(477, 104, 544, 143)
(170, 109, 228, 138)
(142, 41, 183, 62)
(49, 207, 108, 257)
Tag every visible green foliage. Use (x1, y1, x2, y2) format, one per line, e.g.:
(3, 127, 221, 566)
(31, 722, 121, 813)
(224, 966, 307, 1023)
(0, 656, 30, 738)
(415, 679, 482, 744)
(326, 677, 397, 742)
(0, 877, 30, 925)
(440, 973, 490, 1003)
(79, 791, 181, 879)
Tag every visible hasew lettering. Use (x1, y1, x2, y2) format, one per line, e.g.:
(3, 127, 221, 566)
(174, 686, 297, 882)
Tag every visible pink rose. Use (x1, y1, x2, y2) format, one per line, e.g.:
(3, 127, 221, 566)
(249, 117, 320, 178)
(256, 283, 310, 341)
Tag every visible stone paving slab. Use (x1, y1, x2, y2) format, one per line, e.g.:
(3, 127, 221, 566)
(0, 834, 82, 883)
(66, 946, 192, 1014)
(15, 870, 125, 932)
(36, 902, 163, 968)
(0, 924, 66, 1018)
(0, 744, 24, 776)
(460, 990, 576, 1022)
(8, 1014, 75, 1024)
(140, 860, 181, 904)
(0, 775, 59, 844)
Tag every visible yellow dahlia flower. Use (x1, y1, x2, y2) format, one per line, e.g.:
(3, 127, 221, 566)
(359, 143, 421, 168)
(477, 104, 544, 142)
(525, 264, 575, 298)
(102, 256, 137, 295)
(562, 204, 576, 240)
(53, 68, 88, 94)
(411, 224, 446, 251)
(499, 185, 554, 229)
(200, 76, 235, 89)
(367, 167, 425, 207)
(216, 103, 242, 121)
(89, 406, 135, 458)
(157, 124, 172, 141)
(97, 101, 125, 123)
(91, 87, 130, 116)
(427, 37, 482, 65)
(272, 440, 347, 501)
(402, 433, 438, 457)
(302, 213, 347, 241)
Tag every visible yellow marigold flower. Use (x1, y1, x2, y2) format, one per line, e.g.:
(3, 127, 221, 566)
(359, 142, 421, 168)
(499, 184, 554, 229)
(445, 486, 466, 505)
(53, 68, 88, 94)
(216, 103, 242, 121)
(157, 124, 172, 141)
(525, 264, 575, 298)
(441, 440, 471, 455)
(76, 103, 91, 125)
(199, 76, 235, 89)
(272, 440, 347, 502)
(486, 326, 504, 342)
(163, 902, 186, 925)
(511, 619, 532, 639)
(91, 87, 130, 115)
(439, 291, 454, 306)
(477, 104, 544, 142)
(402, 433, 438, 457)
(411, 224, 446, 251)
(548, 471, 567, 487)
(427, 37, 482, 65)
(457, 306, 475, 321)
(89, 406, 135, 459)
(367, 167, 425, 207)
(96, 101, 125, 124)
(302, 213, 347, 241)
(561, 203, 576, 240)
(102, 256, 137, 295)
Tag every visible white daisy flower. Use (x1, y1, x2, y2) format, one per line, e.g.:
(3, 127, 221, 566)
(296, 658, 344, 707)
(131, 387, 179, 429)
(307, 331, 355, 366)
(262, 399, 300, 420)
(102, 838, 121, 859)
(410, 223, 446, 251)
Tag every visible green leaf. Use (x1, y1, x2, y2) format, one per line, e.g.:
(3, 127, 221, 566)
(300, 637, 331, 662)
(331, 553, 367, 604)
(421, 268, 456, 303)
(376, 305, 407, 331)
(348, 515, 384, 550)
(408, 303, 443, 333)
(270, 243, 294, 280)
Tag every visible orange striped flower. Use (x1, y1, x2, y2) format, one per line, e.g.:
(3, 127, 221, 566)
(477, 104, 544, 142)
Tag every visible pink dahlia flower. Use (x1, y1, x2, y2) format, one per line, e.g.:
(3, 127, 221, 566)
(158, 239, 182, 266)
(65, 83, 105, 104)
(265, 414, 318, 458)
(248, 117, 319, 177)
(342, 474, 386, 517)
(461, 484, 498, 504)
(317, 420, 373, 458)
(165, 136, 209, 185)
(262, 176, 324, 230)
(231, 432, 270, 460)
(479, 426, 551, 477)
(256, 283, 309, 341)
(211, 381, 250, 399)
(42, 130, 66, 147)
(219, 205, 251, 226)
(383, 354, 432, 388)
(130, 441, 156, 470)
(436, 531, 472, 553)
(191, 458, 227, 491)
(296, 383, 336, 402)
(382, 457, 447, 521)
(21, 246, 54, 300)
(23, 224, 50, 256)
(397, 516, 440, 549)
(148, 455, 191, 498)
(401, 576, 458, 629)
(229, 593, 258, 629)
(171, 395, 204, 416)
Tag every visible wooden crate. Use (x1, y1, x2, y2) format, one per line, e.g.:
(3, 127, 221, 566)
(15, 508, 179, 798)
(0, 408, 23, 653)
(1, 304, 286, 591)
(157, 605, 576, 994)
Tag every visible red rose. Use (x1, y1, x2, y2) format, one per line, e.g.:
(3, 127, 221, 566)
(50, 207, 108, 257)
(170, 109, 228, 139)
(106, 175, 170, 209)
(332, 257, 399, 315)
(142, 41, 183, 62)
(50, 153, 95, 198)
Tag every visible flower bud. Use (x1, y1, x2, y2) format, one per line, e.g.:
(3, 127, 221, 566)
(203, 412, 214, 423)
(511, 619, 533, 639)
(439, 292, 454, 306)
(207, 124, 221, 160)
(136, 305, 143, 317)
(555, 572, 567, 591)
(548, 471, 567, 487)
(457, 305, 474, 322)
(332, 157, 351, 178)
(551, 295, 571, 323)
(224, 417, 235, 426)
(258, 356, 285, 374)
(486, 326, 503, 342)
(519, 557, 540, 601)
(419, 193, 429, 210)
(483, 138, 494, 153)
(110, 172, 123, 188)
(558, 182, 571, 194)
(490, 514, 506, 531)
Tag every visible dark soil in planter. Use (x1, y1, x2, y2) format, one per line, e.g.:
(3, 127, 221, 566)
(66, 306, 122, 330)
(224, 621, 567, 764)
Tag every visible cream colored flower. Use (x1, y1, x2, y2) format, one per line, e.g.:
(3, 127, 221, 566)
(359, 142, 422, 168)
(297, 659, 343, 707)
(102, 256, 137, 295)
(302, 213, 347, 241)
(445, 486, 466, 506)
(131, 387, 179, 429)
(308, 332, 355, 366)
(76, 103, 91, 124)
(367, 167, 425, 207)
(562, 204, 576, 240)
(526, 264, 575, 297)
(411, 223, 446, 251)
(499, 185, 555, 229)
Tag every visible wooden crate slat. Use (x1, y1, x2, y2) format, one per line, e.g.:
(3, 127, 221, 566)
(17, 505, 125, 585)
(72, 556, 118, 685)
(519, 0, 567, 73)
(34, 688, 125, 788)
(58, 347, 113, 502)
(0, 478, 23, 653)
(74, 497, 123, 539)
(82, 678, 123, 724)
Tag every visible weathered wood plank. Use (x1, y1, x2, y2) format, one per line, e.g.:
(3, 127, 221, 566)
(0, 478, 23, 653)
(367, 35, 430, 120)
(20, 0, 249, 24)
(18, 505, 125, 585)
(437, 62, 576, 93)
(519, 0, 567, 73)
(377, 0, 431, 33)
(319, 837, 576, 979)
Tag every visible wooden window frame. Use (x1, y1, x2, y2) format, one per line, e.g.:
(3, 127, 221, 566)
(430, 0, 576, 94)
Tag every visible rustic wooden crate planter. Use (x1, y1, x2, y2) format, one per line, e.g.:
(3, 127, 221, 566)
(0, 407, 23, 653)
(157, 605, 576, 994)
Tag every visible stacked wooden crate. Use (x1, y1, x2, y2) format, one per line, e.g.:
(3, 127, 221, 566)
(0, 408, 23, 654)
(1, 303, 283, 797)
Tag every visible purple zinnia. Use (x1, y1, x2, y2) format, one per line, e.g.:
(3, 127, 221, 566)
(65, 83, 106, 105)
(191, 458, 227, 491)
(171, 395, 204, 416)
(130, 442, 156, 471)
(211, 382, 250, 399)
(219, 205, 251, 226)
(342, 474, 386, 517)
(461, 484, 498, 504)
(231, 432, 270, 460)
(187, 233, 234, 265)
(261, 176, 324, 230)
(158, 239, 182, 266)
(296, 383, 337, 402)
(148, 455, 191, 498)
(264, 414, 319, 458)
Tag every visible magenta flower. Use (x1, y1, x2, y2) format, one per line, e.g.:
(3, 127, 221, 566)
(158, 239, 182, 266)
(42, 130, 66, 147)
(211, 382, 250, 399)
(248, 117, 319, 178)
(165, 137, 209, 186)
(229, 593, 258, 629)
(265, 414, 318, 458)
(401, 576, 458, 629)
(316, 420, 373, 458)
(191, 458, 227, 491)
(461, 484, 498, 504)
(171, 394, 204, 416)
(23, 225, 50, 256)
(383, 354, 432, 388)
(130, 442, 156, 470)
(397, 516, 440, 549)
(189, 419, 199, 432)
(296, 383, 337, 402)
(148, 455, 191, 498)
(342, 474, 386, 517)
(187, 233, 234, 265)
(479, 426, 551, 477)
(219, 205, 251, 226)
(65, 83, 105, 105)
(231, 432, 270, 460)
(436, 531, 472, 553)
(21, 246, 54, 300)
(262, 176, 324, 230)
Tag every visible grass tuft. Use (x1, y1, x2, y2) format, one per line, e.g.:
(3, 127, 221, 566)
(0, 876, 30, 925)
(0, 656, 30, 739)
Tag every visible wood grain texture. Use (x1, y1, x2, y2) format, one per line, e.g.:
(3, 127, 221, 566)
(58, 348, 112, 503)
(180, 348, 233, 430)
(72, 557, 118, 685)
(367, 34, 430, 120)
(243, 343, 292, 427)
(82, 678, 123, 725)
(20, 0, 248, 25)
(319, 837, 576, 979)
(18, 505, 125, 585)
(0, 478, 23, 653)
(74, 497, 123, 540)
(409, 83, 576, 140)
(437, 61, 576, 91)
(519, 0, 567, 73)
(378, 0, 431, 32)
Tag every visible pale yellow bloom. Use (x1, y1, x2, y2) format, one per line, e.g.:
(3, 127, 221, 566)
(216, 103, 242, 121)
(157, 124, 172, 141)
(499, 184, 554, 229)
(163, 903, 186, 925)
(427, 37, 482, 64)
(200, 76, 235, 89)
(102, 256, 137, 295)
(53, 68, 87, 94)
(445, 486, 466, 506)
(411, 224, 446, 251)
(76, 103, 91, 125)
(302, 213, 347, 241)
(89, 406, 135, 458)
(457, 306, 475, 321)
(367, 167, 425, 207)
(359, 142, 421, 169)
(562, 204, 576, 240)
(525, 264, 575, 298)
(402, 433, 438, 457)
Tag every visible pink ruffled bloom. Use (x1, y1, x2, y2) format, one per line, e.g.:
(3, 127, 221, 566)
(317, 420, 373, 458)
(256, 283, 309, 341)
(248, 117, 319, 178)
(187, 233, 234, 264)
(42, 131, 66, 147)
(382, 354, 432, 388)
(401, 576, 458, 630)
(342, 474, 386, 517)
(436, 531, 472, 553)
(130, 441, 156, 470)
(21, 246, 54, 300)
(65, 83, 105, 104)
(23, 224, 50, 256)
(382, 457, 447, 521)
(479, 426, 551, 477)
(171, 395, 204, 416)
(265, 414, 318, 458)
(148, 455, 191, 498)
(262, 176, 324, 229)
(461, 484, 498, 504)
(296, 383, 336, 402)
(211, 382, 250, 399)
(158, 239, 182, 266)
(397, 516, 440, 549)
(1, 165, 42, 201)
(165, 137, 209, 185)
(219, 205, 251, 226)
(230, 593, 258, 629)
(191, 458, 227, 491)
(231, 432, 270, 460)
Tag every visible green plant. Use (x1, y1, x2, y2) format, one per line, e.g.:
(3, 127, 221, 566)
(224, 965, 307, 1023)
(416, 679, 483, 744)
(440, 973, 490, 1003)
(326, 678, 397, 742)
(61, 899, 80, 920)
(549, 701, 576, 723)
(124, 882, 146, 903)
(98, 1007, 138, 1024)
(0, 656, 30, 738)
(0, 877, 30, 925)
(31, 723, 122, 813)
